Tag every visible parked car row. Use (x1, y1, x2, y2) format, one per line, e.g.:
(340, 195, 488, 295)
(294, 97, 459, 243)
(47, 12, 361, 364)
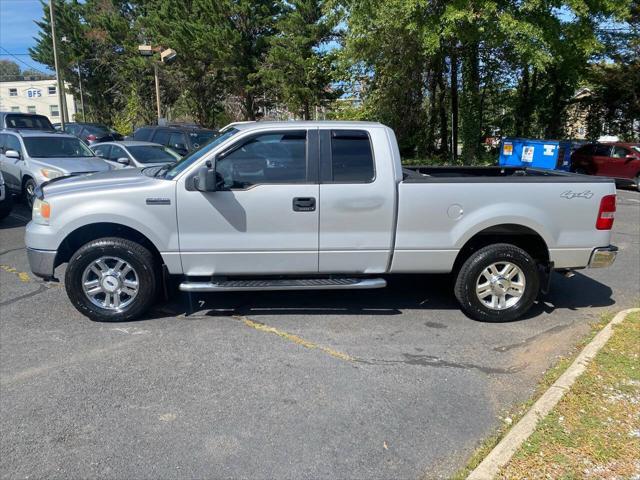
(0, 112, 216, 208)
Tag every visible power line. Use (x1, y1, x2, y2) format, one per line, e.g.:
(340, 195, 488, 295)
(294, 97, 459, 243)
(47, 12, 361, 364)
(0, 46, 51, 75)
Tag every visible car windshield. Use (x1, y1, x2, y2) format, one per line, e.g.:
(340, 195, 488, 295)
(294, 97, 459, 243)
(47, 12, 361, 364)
(164, 128, 239, 179)
(5, 114, 54, 130)
(632, 146, 640, 154)
(128, 145, 182, 163)
(23, 136, 95, 158)
(188, 130, 216, 149)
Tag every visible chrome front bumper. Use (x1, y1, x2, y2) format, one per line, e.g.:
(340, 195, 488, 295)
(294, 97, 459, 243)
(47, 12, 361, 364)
(588, 245, 618, 268)
(27, 247, 57, 279)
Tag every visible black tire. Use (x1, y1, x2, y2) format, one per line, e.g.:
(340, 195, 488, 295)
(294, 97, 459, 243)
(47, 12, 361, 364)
(23, 177, 37, 209)
(65, 237, 158, 322)
(635, 174, 640, 192)
(454, 243, 540, 322)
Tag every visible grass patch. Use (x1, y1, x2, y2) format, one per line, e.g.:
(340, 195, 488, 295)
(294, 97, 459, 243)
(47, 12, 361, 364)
(499, 311, 640, 479)
(452, 313, 615, 480)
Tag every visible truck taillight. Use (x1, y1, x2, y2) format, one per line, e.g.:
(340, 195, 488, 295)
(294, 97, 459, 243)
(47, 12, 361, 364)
(596, 194, 616, 230)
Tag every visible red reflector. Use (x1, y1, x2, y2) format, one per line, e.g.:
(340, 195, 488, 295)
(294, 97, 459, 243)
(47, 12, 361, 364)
(596, 194, 616, 230)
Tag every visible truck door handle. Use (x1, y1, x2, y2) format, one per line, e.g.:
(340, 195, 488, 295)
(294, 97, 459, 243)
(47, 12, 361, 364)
(292, 197, 316, 212)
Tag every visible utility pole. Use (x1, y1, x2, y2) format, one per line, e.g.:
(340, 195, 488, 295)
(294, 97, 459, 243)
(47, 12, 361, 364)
(77, 62, 85, 121)
(154, 63, 161, 123)
(49, 0, 68, 127)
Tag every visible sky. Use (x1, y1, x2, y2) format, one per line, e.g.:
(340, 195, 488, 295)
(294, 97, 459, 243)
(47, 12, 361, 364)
(0, 0, 53, 74)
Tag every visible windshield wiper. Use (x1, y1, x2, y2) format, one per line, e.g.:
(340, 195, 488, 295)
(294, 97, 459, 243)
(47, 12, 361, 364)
(154, 162, 177, 178)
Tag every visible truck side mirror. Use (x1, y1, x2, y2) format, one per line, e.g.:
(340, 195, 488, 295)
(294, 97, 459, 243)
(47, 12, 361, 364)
(194, 160, 217, 192)
(5, 149, 21, 160)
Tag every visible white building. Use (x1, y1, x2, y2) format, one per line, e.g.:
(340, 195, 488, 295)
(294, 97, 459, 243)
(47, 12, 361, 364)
(0, 79, 76, 122)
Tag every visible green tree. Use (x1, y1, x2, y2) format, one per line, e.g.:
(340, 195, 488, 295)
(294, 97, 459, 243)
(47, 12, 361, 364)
(260, 0, 338, 119)
(0, 60, 21, 81)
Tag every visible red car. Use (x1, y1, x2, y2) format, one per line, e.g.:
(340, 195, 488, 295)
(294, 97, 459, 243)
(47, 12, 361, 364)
(571, 142, 640, 191)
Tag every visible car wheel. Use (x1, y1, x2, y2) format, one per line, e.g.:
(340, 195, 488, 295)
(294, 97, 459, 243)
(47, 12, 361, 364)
(454, 243, 540, 322)
(22, 177, 37, 209)
(65, 237, 159, 322)
(574, 167, 587, 175)
(635, 174, 640, 192)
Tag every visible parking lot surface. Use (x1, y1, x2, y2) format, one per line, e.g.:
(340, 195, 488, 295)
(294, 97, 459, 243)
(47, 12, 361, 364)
(1, 189, 638, 479)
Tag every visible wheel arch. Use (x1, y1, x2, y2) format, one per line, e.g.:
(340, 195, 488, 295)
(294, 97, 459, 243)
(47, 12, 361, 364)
(452, 223, 550, 273)
(56, 222, 163, 268)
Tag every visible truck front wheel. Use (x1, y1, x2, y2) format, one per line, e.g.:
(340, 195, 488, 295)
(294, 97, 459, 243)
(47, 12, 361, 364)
(65, 237, 158, 322)
(454, 243, 540, 322)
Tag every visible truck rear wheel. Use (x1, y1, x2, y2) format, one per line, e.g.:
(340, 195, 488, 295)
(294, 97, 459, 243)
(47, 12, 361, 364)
(454, 243, 540, 322)
(65, 237, 158, 322)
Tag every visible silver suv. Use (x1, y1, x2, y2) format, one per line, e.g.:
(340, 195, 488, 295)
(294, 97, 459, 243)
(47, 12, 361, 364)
(0, 130, 112, 207)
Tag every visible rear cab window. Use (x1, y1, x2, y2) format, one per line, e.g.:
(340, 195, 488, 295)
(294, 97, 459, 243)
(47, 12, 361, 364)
(327, 130, 375, 183)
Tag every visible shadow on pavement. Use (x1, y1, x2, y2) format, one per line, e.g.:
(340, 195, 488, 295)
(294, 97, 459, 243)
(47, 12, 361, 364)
(145, 270, 615, 323)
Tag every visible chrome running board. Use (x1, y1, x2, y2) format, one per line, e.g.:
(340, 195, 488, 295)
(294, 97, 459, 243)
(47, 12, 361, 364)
(179, 277, 387, 293)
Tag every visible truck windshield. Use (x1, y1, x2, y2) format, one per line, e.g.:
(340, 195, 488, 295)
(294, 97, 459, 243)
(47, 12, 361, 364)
(23, 136, 95, 158)
(163, 128, 239, 179)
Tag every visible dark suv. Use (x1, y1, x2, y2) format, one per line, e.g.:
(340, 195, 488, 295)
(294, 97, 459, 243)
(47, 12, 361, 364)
(63, 122, 124, 145)
(129, 124, 217, 155)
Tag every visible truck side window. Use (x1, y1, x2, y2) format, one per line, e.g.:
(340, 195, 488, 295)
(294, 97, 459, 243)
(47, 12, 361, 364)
(330, 130, 374, 182)
(217, 131, 307, 189)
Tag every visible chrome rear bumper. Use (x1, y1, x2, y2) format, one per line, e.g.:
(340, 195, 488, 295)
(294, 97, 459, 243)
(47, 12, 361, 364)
(588, 245, 618, 268)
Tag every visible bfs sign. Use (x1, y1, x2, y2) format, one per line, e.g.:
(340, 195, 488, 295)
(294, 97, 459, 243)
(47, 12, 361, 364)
(25, 88, 42, 98)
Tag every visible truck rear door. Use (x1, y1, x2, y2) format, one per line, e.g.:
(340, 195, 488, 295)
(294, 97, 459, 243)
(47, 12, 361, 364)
(318, 128, 396, 273)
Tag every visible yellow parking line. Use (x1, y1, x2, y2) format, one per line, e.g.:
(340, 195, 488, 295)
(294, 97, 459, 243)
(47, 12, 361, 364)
(234, 315, 354, 362)
(0, 265, 31, 283)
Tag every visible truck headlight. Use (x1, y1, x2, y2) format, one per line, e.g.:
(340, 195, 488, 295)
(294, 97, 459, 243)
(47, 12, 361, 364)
(40, 168, 64, 179)
(32, 198, 51, 225)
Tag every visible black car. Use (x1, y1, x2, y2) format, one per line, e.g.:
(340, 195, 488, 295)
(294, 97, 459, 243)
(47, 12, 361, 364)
(63, 122, 123, 145)
(0, 112, 55, 131)
(129, 124, 217, 155)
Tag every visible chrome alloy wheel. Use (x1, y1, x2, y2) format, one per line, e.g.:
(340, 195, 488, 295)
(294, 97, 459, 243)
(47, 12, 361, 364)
(81, 256, 139, 310)
(475, 262, 526, 310)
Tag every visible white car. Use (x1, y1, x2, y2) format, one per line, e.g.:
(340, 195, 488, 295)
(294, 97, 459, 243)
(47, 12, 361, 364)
(91, 141, 181, 169)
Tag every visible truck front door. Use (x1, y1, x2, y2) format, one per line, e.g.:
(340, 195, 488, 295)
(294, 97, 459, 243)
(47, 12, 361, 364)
(176, 129, 319, 275)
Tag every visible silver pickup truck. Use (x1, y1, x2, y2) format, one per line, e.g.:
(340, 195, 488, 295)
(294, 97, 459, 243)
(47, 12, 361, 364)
(26, 121, 618, 323)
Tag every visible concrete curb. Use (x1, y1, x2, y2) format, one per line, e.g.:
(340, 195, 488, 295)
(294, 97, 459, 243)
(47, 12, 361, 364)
(467, 307, 640, 480)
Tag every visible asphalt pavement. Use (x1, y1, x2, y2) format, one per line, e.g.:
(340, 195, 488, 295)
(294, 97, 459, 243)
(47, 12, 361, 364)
(1, 188, 638, 479)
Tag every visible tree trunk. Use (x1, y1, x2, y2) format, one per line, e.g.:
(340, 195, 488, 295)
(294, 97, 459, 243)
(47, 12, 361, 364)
(426, 68, 438, 154)
(450, 47, 459, 162)
(437, 58, 448, 156)
(460, 40, 481, 164)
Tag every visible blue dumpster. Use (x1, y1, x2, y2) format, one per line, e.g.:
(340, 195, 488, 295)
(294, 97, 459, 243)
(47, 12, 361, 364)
(499, 138, 572, 171)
